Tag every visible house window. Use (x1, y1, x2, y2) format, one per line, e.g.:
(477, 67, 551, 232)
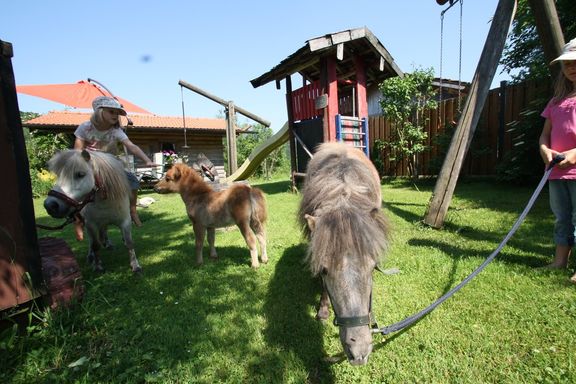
(161, 143, 175, 152)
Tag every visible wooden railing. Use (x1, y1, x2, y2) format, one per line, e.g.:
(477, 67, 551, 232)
(292, 81, 322, 121)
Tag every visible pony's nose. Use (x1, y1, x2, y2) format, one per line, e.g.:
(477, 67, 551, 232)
(347, 342, 372, 365)
(44, 198, 66, 218)
(344, 332, 373, 365)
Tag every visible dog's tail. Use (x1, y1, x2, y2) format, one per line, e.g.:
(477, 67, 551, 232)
(249, 187, 267, 229)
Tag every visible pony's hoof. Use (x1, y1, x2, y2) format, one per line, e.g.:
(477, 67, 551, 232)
(250, 262, 260, 269)
(316, 308, 330, 321)
(132, 267, 143, 274)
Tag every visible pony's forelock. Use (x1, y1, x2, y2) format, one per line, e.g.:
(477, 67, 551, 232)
(305, 204, 389, 276)
(298, 143, 389, 276)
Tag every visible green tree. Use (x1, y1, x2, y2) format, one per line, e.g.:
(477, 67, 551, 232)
(22, 112, 71, 172)
(501, 0, 576, 82)
(21, 111, 72, 196)
(376, 67, 437, 179)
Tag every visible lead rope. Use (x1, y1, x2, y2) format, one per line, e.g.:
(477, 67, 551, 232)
(374, 155, 564, 335)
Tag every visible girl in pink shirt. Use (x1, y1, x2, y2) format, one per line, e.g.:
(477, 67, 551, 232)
(538, 37, 576, 283)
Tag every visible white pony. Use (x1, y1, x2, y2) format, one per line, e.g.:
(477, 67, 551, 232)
(43, 149, 142, 273)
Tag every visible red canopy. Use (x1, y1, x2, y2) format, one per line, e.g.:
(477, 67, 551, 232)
(16, 80, 152, 114)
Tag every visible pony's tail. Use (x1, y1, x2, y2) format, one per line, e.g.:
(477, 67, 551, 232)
(249, 187, 267, 229)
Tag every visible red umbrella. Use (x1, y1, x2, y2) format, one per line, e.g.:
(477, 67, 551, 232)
(16, 78, 152, 114)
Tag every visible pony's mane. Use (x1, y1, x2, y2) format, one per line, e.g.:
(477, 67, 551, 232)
(49, 150, 130, 201)
(176, 164, 213, 194)
(298, 144, 389, 276)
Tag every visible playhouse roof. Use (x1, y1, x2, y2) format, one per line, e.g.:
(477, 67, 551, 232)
(250, 27, 403, 89)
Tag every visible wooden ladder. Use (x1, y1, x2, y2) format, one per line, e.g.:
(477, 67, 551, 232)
(335, 115, 369, 156)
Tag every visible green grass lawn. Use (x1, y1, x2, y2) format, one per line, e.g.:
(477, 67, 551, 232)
(2, 178, 575, 383)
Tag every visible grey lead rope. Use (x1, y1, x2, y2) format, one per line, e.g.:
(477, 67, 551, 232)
(374, 155, 564, 335)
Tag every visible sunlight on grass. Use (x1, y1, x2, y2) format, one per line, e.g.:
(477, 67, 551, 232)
(1, 178, 575, 383)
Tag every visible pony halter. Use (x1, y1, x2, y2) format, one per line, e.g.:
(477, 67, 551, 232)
(37, 176, 105, 231)
(323, 277, 379, 330)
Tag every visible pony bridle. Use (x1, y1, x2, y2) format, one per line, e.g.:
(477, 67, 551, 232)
(322, 276, 380, 332)
(48, 175, 105, 220)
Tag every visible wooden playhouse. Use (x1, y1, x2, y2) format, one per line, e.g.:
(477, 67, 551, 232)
(250, 27, 403, 185)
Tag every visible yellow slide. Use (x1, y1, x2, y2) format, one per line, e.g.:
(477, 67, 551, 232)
(223, 121, 289, 183)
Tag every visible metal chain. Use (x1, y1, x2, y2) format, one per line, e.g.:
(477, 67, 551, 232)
(439, 11, 444, 107)
(458, 0, 463, 113)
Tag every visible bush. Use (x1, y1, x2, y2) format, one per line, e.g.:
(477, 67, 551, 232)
(30, 169, 56, 198)
(378, 67, 437, 178)
(496, 95, 549, 184)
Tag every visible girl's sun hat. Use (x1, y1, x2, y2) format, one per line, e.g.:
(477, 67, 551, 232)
(92, 96, 127, 116)
(551, 38, 576, 64)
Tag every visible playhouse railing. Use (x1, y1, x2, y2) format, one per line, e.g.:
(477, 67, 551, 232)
(291, 81, 322, 121)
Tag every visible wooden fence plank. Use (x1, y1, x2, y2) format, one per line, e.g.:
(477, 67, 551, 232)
(368, 76, 551, 178)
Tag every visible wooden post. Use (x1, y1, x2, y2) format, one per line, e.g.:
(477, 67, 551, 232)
(226, 101, 238, 173)
(423, 0, 517, 228)
(355, 55, 368, 119)
(0, 39, 44, 310)
(285, 76, 298, 190)
(325, 56, 339, 142)
(526, 0, 564, 80)
(178, 79, 272, 177)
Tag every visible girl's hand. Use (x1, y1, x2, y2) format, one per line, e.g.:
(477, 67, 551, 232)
(558, 149, 576, 169)
(145, 161, 161, 167)
(540, 147, 556, 166)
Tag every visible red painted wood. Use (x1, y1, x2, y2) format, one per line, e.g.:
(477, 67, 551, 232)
(291, 81, 322, 121)
(326, 57, 338, 141)
(355, 56, 368, 119)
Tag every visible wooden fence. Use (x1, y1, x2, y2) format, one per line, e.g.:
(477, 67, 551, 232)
(368, 78, 552, 177)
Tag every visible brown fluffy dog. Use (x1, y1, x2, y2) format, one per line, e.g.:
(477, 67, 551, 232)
(154, 163, 268, 268)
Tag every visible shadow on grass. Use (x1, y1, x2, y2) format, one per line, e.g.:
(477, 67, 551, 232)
(9, 198, 334, 383)
(252, 179, 293, 195)
(385, 197, 552, 270)
(261, 244, 336, 383)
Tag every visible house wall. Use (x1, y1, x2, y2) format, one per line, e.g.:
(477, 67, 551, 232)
(128, 132, 226, 175)
(367, 84, 382, 116)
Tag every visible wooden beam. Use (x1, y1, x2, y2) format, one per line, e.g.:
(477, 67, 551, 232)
(423, 0, 517, 228)
(178, 80, 271, 127)
(337, 43, 344, 61)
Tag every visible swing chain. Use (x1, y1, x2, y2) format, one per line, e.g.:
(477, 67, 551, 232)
(439, 0, 464, 113)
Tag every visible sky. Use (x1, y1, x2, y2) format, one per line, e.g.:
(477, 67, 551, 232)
(3, 0, 513, 132)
